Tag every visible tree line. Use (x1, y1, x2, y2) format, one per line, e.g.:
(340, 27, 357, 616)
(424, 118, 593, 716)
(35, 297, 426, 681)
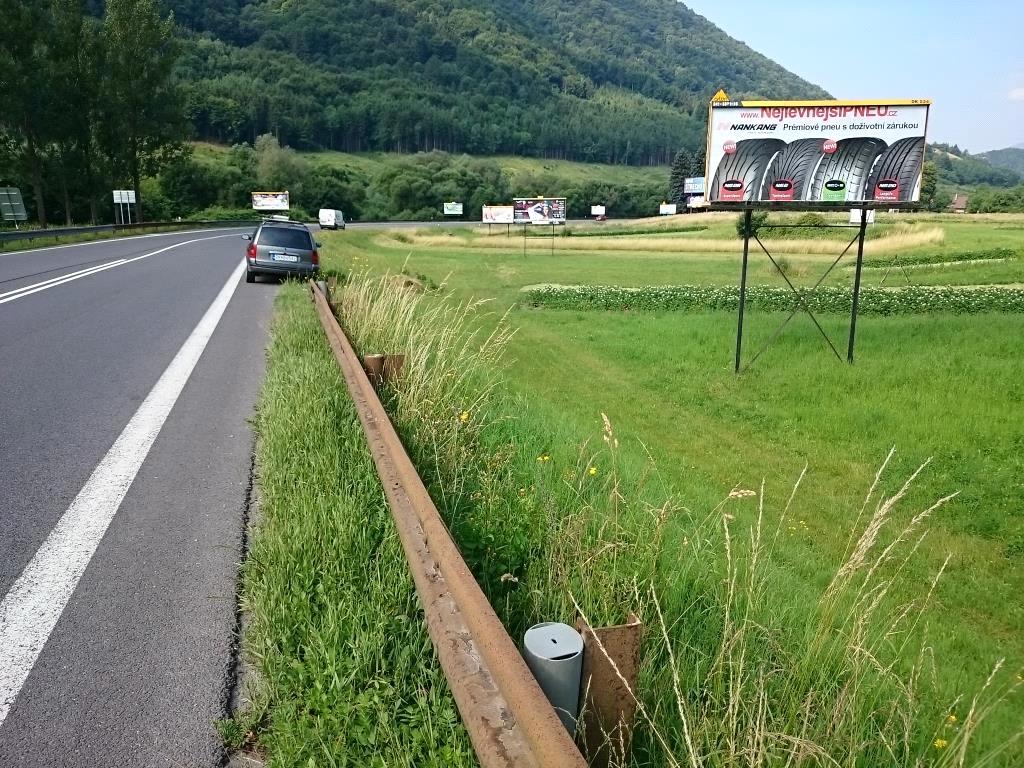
(0, 0, 183, 226)
(144, 141, 668, 223)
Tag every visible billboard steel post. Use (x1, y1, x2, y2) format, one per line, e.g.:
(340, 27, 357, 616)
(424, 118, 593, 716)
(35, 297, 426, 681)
(847, 206, 869, 363)
(734, 207, 752, 373)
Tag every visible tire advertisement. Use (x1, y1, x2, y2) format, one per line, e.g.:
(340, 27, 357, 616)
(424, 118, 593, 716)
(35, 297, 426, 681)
(513, 198, 567, 225)
(706, 100, 930, 204)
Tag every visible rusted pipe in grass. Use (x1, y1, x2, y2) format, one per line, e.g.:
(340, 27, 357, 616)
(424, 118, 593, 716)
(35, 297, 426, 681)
(310, 281, 586, 768)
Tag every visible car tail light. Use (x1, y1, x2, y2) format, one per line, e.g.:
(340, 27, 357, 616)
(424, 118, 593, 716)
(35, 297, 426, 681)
(246, 242, 256, 260)
(311, 249, 319, 267)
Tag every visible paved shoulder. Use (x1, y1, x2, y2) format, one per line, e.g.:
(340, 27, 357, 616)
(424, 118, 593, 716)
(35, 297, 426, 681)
(0, 231, 275, 766)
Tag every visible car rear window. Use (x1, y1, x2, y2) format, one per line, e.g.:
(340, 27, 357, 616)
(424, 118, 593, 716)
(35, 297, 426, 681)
(258, 227, 313, 249)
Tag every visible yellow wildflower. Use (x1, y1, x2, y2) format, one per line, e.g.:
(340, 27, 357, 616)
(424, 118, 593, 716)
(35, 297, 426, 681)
(537, 454, 551, 462)
(459, 410, 470, 423)
(947, 714, 957, 724)
(588, 466, 598, 477)
(934, 739, 948, 749)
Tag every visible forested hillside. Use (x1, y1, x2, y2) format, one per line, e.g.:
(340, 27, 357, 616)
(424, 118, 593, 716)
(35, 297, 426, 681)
(157, 0, 828, 165)
(978, 146, 1024, 176)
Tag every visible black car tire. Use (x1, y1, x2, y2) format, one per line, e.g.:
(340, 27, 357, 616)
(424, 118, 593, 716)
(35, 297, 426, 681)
(710, 139, 786, 201)
(866, 137, 926, 202)
(808, 137, 887, 201)
(761, 138, 828, 201)
(245, 269, 255, 283)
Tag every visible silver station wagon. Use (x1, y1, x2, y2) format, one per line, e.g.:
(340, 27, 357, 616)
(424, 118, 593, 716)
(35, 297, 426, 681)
(243, 219, 320, 283)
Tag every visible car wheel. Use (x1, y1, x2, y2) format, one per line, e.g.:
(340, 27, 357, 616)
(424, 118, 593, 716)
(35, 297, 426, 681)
(245, 269, 255, 283)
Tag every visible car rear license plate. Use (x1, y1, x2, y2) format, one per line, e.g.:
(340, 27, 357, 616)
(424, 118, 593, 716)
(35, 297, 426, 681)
(271, 253, 299, 263)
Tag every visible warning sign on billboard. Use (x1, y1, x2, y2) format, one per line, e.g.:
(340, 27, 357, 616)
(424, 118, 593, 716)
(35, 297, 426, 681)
(706, 99, 930, 204)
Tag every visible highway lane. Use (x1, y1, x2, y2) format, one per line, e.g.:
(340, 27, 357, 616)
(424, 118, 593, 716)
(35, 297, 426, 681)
(0, 228, 274, 766)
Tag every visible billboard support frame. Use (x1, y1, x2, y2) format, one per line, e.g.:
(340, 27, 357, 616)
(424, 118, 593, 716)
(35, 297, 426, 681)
(733, 202, 874, 373)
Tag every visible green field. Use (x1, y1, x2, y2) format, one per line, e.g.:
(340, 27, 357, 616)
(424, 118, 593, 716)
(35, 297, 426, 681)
(313, 212, 1023, 764)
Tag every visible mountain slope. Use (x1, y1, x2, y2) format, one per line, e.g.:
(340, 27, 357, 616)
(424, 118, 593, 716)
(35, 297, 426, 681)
(978, 146, 1024, 176)
(164, 0, 829, 164)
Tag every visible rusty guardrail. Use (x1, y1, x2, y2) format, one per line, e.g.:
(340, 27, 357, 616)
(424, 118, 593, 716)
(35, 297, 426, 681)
(310, 281, 586, 768)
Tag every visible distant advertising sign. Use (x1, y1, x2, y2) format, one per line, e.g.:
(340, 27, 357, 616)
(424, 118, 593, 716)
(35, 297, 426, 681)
(683, 177, 705, 195)
(479, 204, 512, 222)
(514, 198, 566, 225)
(482, 205, 514, 224)
(252, 191, 290, 211)
(590, 205, 606, 216)
(659, 203, 677, 215)
(443, 201, 464, 215)
(706, 99, 931, 203)
(112, 189, 136, 204)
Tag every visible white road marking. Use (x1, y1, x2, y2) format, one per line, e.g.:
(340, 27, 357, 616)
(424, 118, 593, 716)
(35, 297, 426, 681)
(0, 259, 246, 726)
(0, 233, 241, 306)
(0, 227, 251, 257)
(0, 259, 129, 302)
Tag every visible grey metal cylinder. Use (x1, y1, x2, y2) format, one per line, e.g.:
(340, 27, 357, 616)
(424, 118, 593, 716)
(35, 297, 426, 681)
(523, 622, 584, 733)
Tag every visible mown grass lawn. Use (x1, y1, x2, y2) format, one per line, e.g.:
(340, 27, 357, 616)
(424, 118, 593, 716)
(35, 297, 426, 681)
(319, 213, 1024, 758)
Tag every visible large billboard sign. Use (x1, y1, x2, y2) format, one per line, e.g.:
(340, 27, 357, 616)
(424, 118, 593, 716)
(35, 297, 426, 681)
(482, 205, 514, 224)
(706, 99, 931, 203)
(443, 201, 464, 215)
(252, 191, 290, 211)
(659, 203, 677, 216)
(514, 198, 566, 225)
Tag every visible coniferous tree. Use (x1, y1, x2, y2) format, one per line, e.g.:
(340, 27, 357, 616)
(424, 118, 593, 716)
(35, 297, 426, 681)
(668, 149, 691, 205)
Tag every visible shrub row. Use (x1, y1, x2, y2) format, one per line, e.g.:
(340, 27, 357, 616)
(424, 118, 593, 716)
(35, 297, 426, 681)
(523, 283, 1024, 315)
(863, 246, 1021, 267)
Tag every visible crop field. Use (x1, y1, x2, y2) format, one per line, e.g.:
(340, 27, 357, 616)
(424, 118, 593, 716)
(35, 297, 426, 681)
(256, 212, 1023, 766)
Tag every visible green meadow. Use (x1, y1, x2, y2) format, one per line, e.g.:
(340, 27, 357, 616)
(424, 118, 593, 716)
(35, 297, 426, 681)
(239, 211, 1023, 766)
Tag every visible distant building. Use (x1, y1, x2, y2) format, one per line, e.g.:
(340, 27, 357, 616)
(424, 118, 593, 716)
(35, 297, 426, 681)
(948, 193, 969, 213)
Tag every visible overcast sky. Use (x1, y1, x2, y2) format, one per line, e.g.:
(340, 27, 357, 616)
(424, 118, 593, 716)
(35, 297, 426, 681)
(682, 0, 1024, 153)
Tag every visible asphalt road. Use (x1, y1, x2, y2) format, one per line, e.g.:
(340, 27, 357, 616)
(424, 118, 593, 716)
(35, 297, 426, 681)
(0, 228, 275, 767)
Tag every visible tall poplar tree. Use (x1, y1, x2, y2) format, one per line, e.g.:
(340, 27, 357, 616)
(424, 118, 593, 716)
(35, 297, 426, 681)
(0, 0, 53, 226)
(98, 0, 184, 222)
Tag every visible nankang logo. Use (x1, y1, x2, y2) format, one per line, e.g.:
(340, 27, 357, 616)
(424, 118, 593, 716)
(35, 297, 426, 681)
(730, 124, 777, 131)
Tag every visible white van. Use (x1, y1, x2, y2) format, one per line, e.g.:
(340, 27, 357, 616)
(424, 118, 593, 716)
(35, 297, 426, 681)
(318, 209, 345, 230)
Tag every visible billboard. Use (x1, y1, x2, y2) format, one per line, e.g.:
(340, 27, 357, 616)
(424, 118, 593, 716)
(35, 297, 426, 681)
(112, 189, 136, 204)
(706, 99, 931, 203)
(591, 205, 606, 216)
(252, 191, 290, 211)
(683, 177, 706, 195)
(443, 201, 464, 215)
(659, 203, 677, 215)
(482, 205, 514, 224)
(514, 198, 566, 225)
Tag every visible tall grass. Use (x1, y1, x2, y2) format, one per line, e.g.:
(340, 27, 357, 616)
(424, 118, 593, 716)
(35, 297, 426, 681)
(394, 228, 945, 255)
(235, 285, 475, 766)
(331, 272, 1022, 767)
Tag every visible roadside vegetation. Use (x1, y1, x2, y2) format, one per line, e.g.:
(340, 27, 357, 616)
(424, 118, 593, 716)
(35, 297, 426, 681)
(238, 212, 1022, 766)
(231, 285, 475, 766)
